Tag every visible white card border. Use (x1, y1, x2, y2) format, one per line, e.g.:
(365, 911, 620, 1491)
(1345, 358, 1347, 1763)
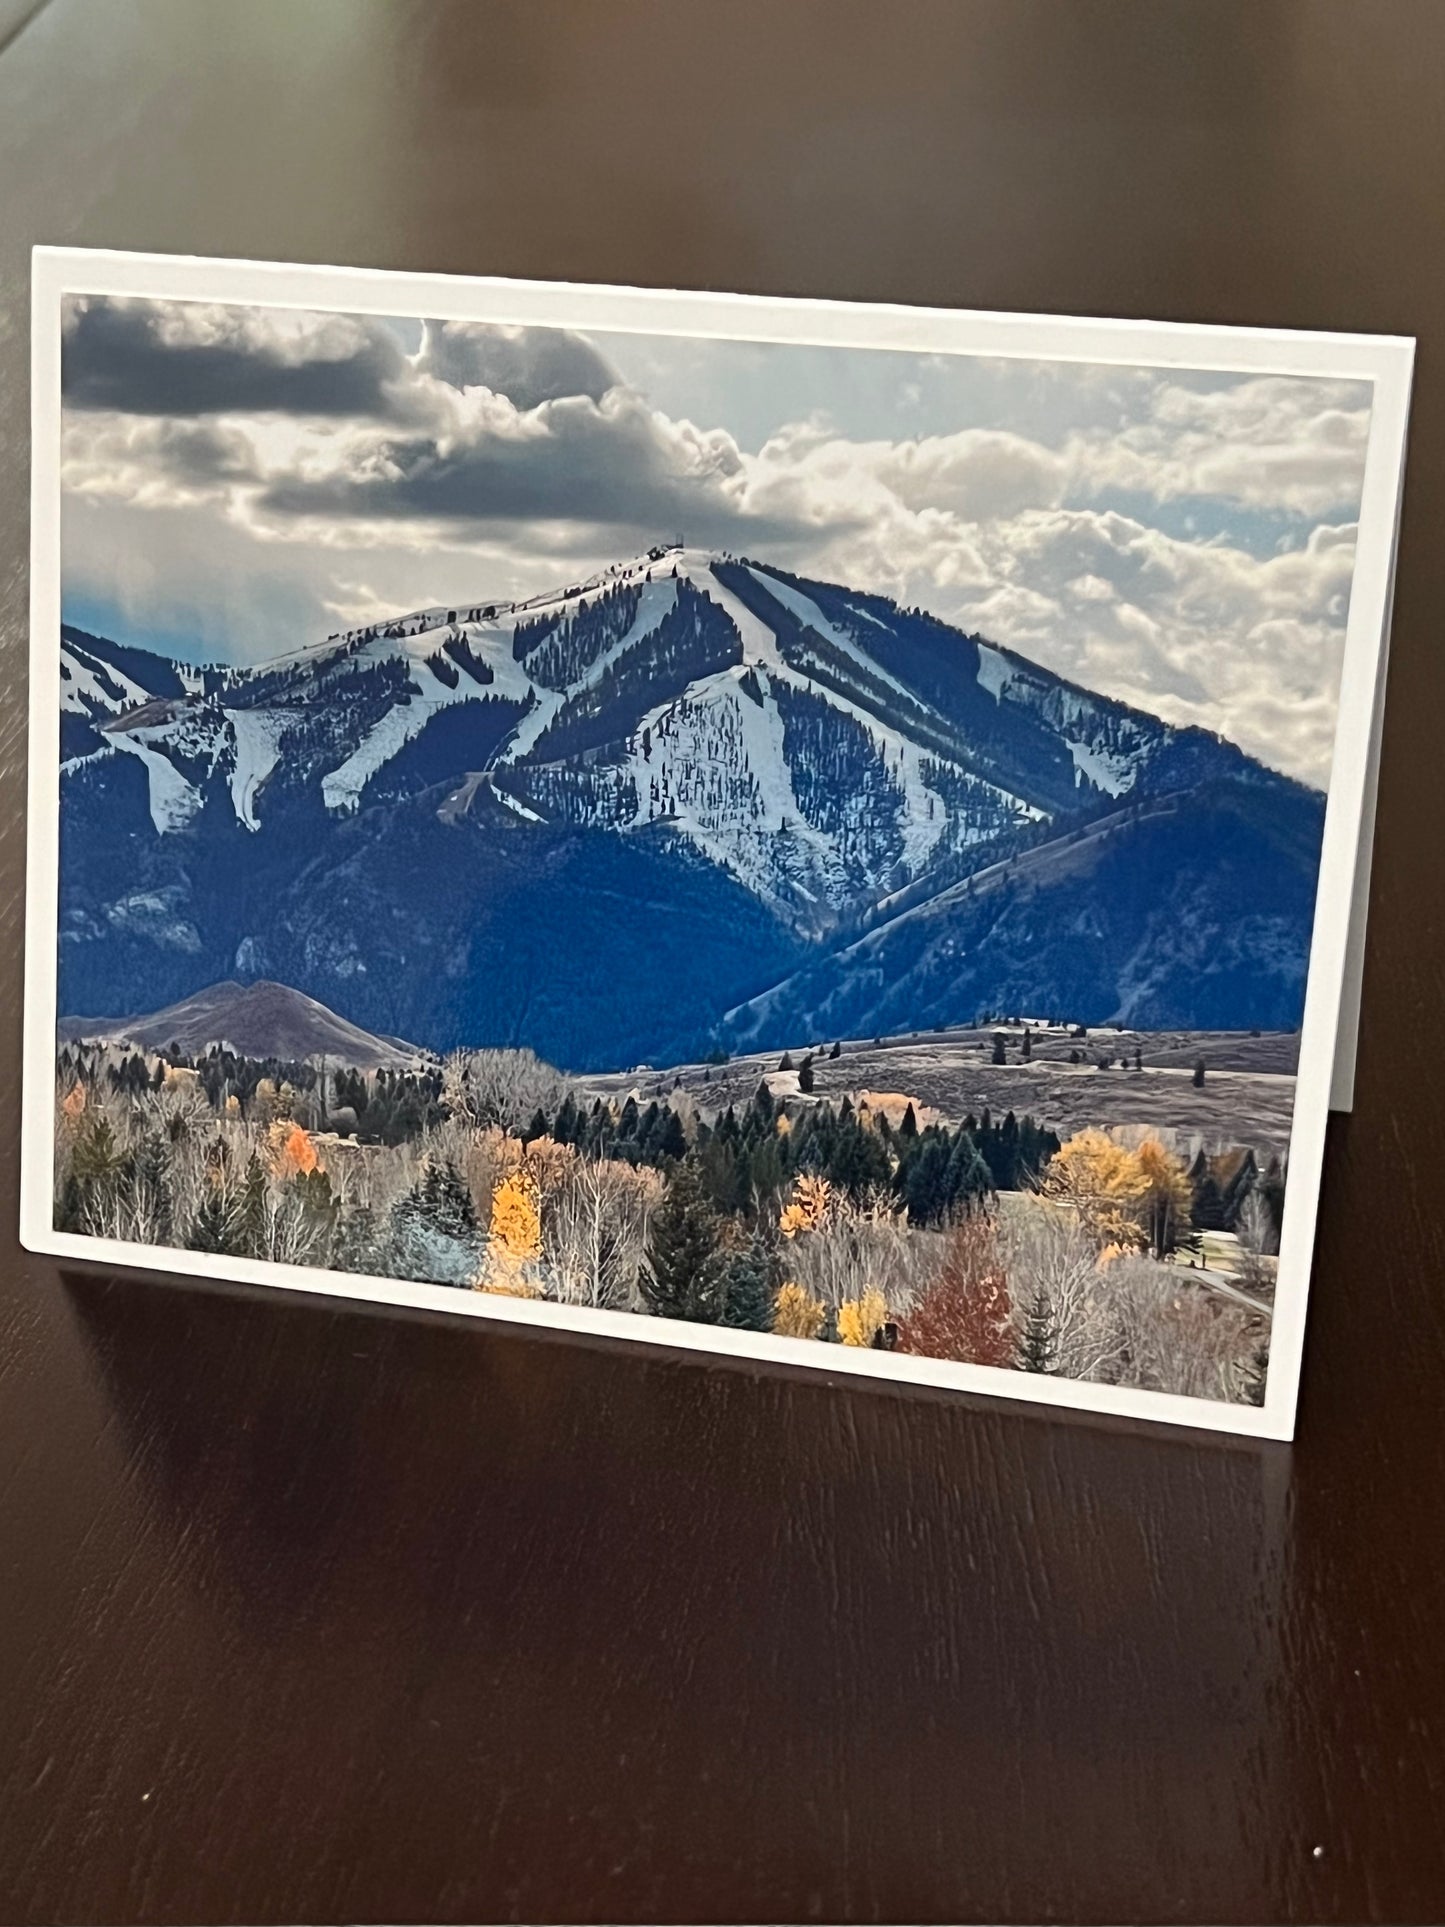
(21, 245, 1416, 1441)
(1328, 431, 1408, 1112)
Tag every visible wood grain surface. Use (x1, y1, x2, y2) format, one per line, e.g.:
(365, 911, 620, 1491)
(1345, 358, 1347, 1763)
(2, 4, 1443, 1921)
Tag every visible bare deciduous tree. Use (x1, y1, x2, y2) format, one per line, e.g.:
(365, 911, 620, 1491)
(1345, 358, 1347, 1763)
(1233, 1189, 1278, 1296)
(1000, 1199, 1123, 1382)
(1107, 1257, 1261, 1400)
(544, 1158, 663, 1310)
(442, 1047, 573, 1134)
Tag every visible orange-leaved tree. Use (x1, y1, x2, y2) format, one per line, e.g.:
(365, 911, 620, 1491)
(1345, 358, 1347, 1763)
(265, 1119, 319, 1179)
(481, 1170, 544, 1296)
(896, 1212, 1012, 1366)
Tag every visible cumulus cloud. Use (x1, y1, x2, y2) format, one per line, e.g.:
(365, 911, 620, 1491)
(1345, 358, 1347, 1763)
(1072, 374, 1371, 516)
(57, 295, 1375, 786)
(62, 296, 420, 421)
(416, 318, 618, 407)
(255, 384, 789, 539)
(876, 428, 1067, 520)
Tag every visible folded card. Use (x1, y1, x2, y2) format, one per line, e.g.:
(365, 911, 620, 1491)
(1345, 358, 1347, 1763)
(23, 247, 1413, 1437)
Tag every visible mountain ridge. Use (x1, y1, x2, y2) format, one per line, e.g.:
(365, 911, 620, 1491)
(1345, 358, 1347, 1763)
(57, 547, 1324, 1065)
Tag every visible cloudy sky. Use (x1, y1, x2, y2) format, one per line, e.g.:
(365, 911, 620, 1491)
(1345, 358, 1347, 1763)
(59, 293, 1373, 785)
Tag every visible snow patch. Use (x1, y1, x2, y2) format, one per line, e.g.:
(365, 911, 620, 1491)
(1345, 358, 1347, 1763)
(60, 646, 149, 717)
(109, 733, 203, 833)
(1067, 738, 1138, 798)
(225, 708, 290, 830)
(490, 780, 545, 823)
(975, 642, 1016, 702)
(60, 747, 114, 777)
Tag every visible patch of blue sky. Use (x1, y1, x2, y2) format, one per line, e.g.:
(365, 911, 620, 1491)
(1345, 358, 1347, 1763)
(1072, 488, 1339, 558)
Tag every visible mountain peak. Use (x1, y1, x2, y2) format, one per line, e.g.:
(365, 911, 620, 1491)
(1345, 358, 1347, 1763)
(58, 551, 1314, 1065)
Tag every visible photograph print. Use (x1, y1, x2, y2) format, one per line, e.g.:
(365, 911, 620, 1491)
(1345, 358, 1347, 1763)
(25, 252, 1412, 1436)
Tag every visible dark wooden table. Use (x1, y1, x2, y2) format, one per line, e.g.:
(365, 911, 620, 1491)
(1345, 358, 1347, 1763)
(3, 4, 1444, 1920)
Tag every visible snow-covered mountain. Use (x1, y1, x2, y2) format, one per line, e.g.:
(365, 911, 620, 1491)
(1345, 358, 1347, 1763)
(57, 549, 1322, 1065)
(63, 547, 1264, 931)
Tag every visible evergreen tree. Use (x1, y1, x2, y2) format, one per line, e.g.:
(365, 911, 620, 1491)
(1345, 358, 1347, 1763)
(752, 1080, 775, 1125)
(1018, 1288, 1057, 1373)
(797, 1055, 815, 1094)
(745, 1131, 785, 1205)
(642, 1159, 723, 1322)
(992, 1032, 1007, 1065)
(236, 1154, 269, 1259)
(899, 1102, 919, 1141)
(417, 1157, 476, 1237)
(523, 1107, 550, 1145)
(1021, 1029, 1032, 1061)
(943, 1130, 993, 1215)
(1193, 1056, 1207, 1088)
(55, 1175, 89, 1235)
(189, 1187, 233, 1254)
(655, 1106, 688, 1162)
(131, 1130, 174, 1245)
(291, 1167, 339, 1259)
(902, 1134, 952, 1226)
(331, 1202, 383, 1275)
(719, 1234, 774, 1331)
(697, 1133, 742, 1214)
(829, 1041, 842, 1060)
(387, 1156, 478, 1286)
(827, 1111, 889, 1198)
(778, 1051, 794, 1072)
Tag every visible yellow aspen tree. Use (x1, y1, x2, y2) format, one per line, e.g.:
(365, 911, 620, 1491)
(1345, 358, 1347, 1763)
(779, 1173, 833, 1240)
(1039, 1129, 1149, 1249)
(772, 1280, 826, 1340)
(490, 1171, 542, 1261)
(1134, 1136, 1196, 1260)
(837, 1287, 888, 1347)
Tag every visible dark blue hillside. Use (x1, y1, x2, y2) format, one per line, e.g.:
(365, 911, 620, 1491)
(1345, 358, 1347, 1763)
(251, 791, 807, 1069)
(61, 712, 107, 762)
(722, 775, 1326, 1048)
(56, 738, 804, 1069)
